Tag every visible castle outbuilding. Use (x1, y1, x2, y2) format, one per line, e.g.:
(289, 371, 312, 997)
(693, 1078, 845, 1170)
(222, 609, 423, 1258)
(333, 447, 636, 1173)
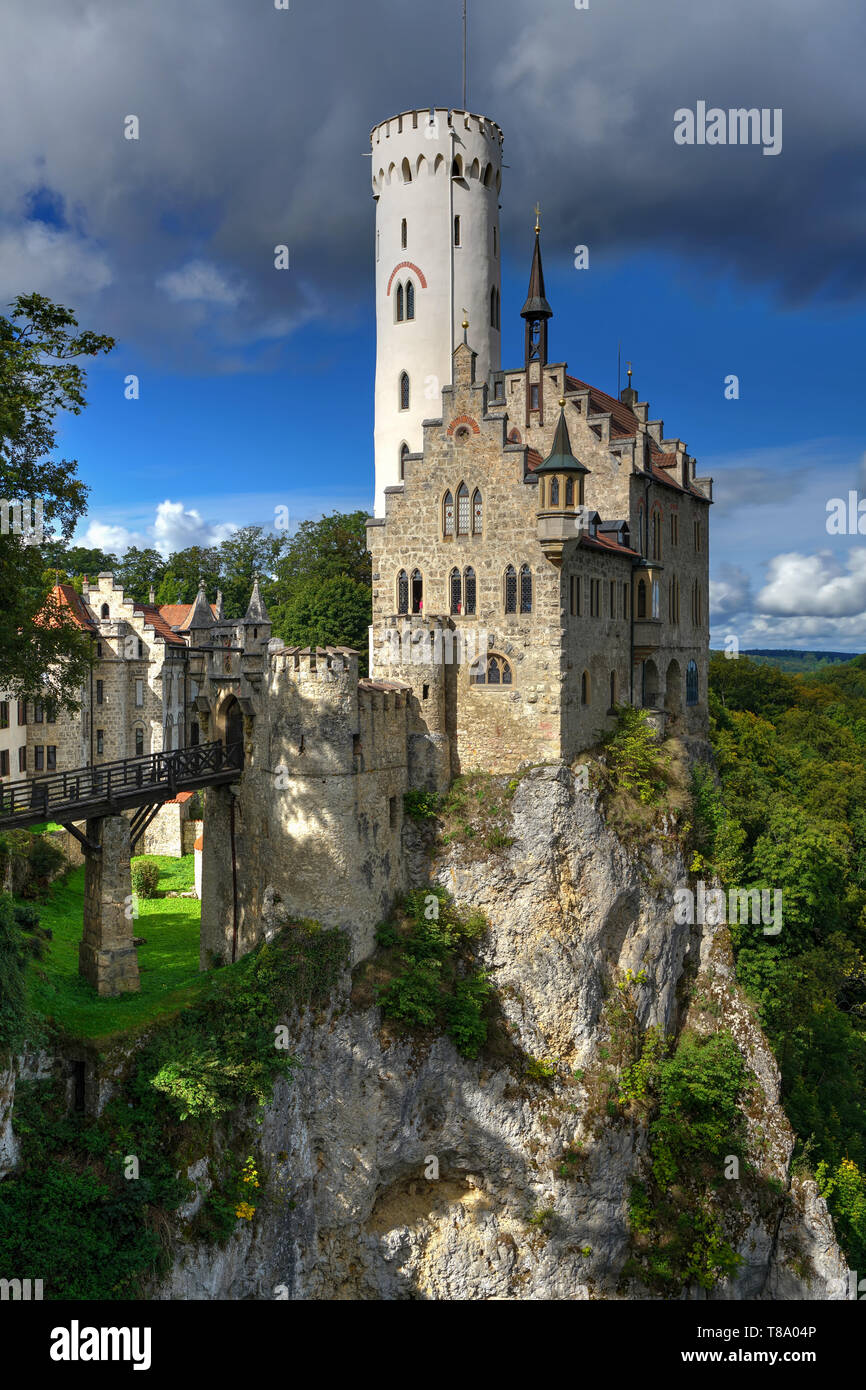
(366, 109, 713, 778)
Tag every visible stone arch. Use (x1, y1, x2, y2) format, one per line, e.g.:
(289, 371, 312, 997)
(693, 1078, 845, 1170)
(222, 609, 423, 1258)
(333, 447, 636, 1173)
(401, 156, 412, 183)
(665, 659, 683, 718)
(469, 157, 481, 179)
(416, 153, 428, 177)
(387, 161, 396, 184)
(643, 659, 660, 709)
(215, 693, 245, 769)
(482, 161, 493, 187)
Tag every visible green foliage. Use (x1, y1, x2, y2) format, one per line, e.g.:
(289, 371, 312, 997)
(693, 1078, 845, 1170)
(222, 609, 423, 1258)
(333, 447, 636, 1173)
(601, 704, 669, 805)
(437, 772, 517, 854)
(707, 652, 866, 1270)
(131, 859, 160, 899)
(0, 293, 114, 708)
(623, 1030, 750, 1292)
(816, 1158, 866, 1271)
(369, 888, 490, 1057)
(0, 923, 349, 1297)
(269, 512, 371, 669)
(0, 895, 30, 1055)
(403, 787, 441, 822)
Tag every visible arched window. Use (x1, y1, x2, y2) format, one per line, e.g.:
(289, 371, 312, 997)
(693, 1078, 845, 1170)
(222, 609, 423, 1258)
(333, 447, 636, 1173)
(100, 603, 110, 619)
(457, 482, 470, 535)
(609, 672, 617, 709)
(451, 156, 463, 178)
(443, 490, 455, 537)
(565, 477, 574, 507)
(134, 726, 144, 757)
(637, 579, 647, 619)
(450, 568, 462, 614)
(519, 564, 532, 614)
(406, 280, 415, 320)
(651, 507, 663, 561)
(550, 477, 559, 506)
(470, 654, 512, 686)
(397, 570, 409, 615)
(581, 671, 590, 706)
(395, 283, 404, 322)
(411, 569, 423, 613)
(508, 428, 522, 444)
(463, 567, 476, 615)
(190, 721, 199, 747)
(400, 443, 410, 480)
(686, 660, 699, 706)
(401, 217, 408, 249)
(472, 488, 483, 534)
(400, 372, 410, 410)
(504, 564, 517, 614)
(401, 157, 412, 183)
(652, 580, 660, 619)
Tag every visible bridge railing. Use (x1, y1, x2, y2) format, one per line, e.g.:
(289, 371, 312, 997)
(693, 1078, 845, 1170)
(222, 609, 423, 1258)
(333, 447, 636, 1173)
(0, 740, 243, 822)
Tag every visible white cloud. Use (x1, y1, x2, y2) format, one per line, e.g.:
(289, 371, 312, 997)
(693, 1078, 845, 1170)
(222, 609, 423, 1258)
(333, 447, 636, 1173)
(756, 549, 866, 618)
(78, 500, 236, 557)
(156, 259, 244, 308)
(0, 222, 112, 303)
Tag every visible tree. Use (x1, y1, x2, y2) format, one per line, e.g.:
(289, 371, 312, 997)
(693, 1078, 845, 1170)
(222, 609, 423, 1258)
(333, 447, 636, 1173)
(216, 526, 286, 617)
(268, 513, 372, 669)
(272, 575, 372, 667)
(0, 294, 114, 708)
(271, 511, 371, 607)
(155, 546, 221, 606)
(114, 547, 168, 604)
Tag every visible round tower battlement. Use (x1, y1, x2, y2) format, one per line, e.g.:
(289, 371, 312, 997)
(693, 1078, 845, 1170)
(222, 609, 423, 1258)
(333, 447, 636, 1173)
(372, 108, 504, 515)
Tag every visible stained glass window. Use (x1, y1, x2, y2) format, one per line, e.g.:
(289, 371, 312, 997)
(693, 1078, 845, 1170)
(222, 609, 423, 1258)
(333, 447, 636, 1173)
(504, 565, 517, 613)
(457, 483, 470, 535)
(463, 567, 476, 615)
(519, 564, 532, 614)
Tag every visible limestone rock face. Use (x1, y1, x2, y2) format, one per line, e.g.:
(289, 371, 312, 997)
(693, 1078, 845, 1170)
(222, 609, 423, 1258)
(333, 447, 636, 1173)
(148, 764, 849, 1300)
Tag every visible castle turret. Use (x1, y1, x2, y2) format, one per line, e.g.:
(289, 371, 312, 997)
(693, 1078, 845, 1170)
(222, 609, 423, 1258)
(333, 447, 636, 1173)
(371, 108, 504, 515)
(535, 401, 590, 565)
(521, 222, 554, 427)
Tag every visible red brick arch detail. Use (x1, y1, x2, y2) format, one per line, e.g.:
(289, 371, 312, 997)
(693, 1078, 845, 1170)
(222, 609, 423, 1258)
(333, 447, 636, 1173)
(447, 415, 481, 437)
(387, 261, 428, 295)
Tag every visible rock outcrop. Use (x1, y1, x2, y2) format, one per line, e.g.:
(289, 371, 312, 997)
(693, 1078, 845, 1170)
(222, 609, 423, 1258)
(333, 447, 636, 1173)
(150, 764, 849, 1300)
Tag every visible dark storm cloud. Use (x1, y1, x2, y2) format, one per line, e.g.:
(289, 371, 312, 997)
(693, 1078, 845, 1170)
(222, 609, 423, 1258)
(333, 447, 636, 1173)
(1, 0, 862, 365)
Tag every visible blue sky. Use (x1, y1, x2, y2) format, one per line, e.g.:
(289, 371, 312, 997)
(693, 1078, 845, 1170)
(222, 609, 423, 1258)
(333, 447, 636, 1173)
(3, 0, 865, 650)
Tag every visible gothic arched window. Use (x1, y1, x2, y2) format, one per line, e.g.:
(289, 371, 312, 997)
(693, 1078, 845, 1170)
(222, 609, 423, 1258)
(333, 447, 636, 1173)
(134, 726, 144, 757)
(457, 482, 470, 535)
(637, 579, 647, 619)
(401, 157, 412, 183)
(504, 564, 517, 614)
(450, 568, 462, 614)
(100, 603, 110, 619)
(397, 570, 409, 615)
(550, 477, 559, 506)
(411, 569, 423, 613)
(463, 567, 476, 615)
(470, 654, 512, 686)
(406, 280, 415, 320)
(443, 490, 455, 537)
(400, 443, 410, 481)
(651, 508, 663, 561)
(565, 478, 574, 507)
(686, 660, 699, 706)
(395, 283, 404, 322)
(400, 372, 410, 410)
(519, 564, 532, 614)
(472, 488, 483, 534)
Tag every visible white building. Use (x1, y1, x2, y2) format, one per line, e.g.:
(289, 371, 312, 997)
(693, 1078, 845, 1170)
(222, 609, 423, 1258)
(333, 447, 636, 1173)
(371, 108, 503, 514)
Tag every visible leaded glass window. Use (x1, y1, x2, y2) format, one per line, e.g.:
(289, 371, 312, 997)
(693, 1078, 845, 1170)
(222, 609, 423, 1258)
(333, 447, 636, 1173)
(457, 482, 470, 535)
(463, 567, 476, 615)
(397, 570, 409, 614)
(504, 564, 517, 613)
(472, 489, 483, 534)
(443, 491, 454, 536)
(450, 568, 462, 614)
(519, 564, 532, 614)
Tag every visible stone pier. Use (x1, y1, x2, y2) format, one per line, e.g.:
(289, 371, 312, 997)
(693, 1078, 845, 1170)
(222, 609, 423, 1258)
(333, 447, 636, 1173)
(78, 814, 140, 996)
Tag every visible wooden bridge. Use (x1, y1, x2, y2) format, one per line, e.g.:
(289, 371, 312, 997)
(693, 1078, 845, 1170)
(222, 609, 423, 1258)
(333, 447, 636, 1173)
(0, 739, 243, 853)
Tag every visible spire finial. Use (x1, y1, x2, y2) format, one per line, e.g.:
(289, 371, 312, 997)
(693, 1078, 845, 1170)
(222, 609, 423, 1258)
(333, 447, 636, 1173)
(462, 308, 469, 342)
(627, 360, 633, 382)
(534, 202, 542, 234)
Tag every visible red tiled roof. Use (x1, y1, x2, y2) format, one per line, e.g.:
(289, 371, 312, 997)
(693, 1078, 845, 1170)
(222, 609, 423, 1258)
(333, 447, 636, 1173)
(38, 583, 97, 632)
(526, 448, 544, 471)
(566, 375, 639, 439)
(156, 602, 218, 629)
(136, 605, 186, 646)
(581, 532, 640, 558)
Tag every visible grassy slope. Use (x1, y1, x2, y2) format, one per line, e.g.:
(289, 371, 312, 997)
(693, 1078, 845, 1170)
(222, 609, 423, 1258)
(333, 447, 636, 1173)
(25, 854, 207, 1045)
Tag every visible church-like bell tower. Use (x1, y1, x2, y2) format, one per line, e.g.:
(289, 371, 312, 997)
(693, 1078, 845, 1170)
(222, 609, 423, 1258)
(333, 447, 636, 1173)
(520, 217, 553, 428)
(370, 108, 504, 515)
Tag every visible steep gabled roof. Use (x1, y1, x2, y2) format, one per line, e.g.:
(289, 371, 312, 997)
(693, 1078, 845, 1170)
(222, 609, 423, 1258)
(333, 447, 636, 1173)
(39, 583, 97, 632)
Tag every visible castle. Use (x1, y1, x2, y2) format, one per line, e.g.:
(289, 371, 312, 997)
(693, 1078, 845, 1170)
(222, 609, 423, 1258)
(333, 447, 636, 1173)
(1, 106, 713, 978)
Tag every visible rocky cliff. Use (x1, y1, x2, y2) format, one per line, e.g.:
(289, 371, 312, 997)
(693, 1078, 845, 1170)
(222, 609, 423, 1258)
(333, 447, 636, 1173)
(147, 762, 849, 1301)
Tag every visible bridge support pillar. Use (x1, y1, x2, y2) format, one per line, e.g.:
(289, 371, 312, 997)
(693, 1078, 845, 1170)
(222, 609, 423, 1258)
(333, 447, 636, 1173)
(79, 814, 140, 997)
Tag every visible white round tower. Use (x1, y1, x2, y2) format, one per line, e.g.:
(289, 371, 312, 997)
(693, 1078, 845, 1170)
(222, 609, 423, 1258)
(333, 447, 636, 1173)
(371, 108, 503, 515)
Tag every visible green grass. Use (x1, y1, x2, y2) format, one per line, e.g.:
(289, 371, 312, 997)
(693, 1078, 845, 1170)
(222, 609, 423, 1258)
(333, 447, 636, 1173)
(25, 822, 64, 833)
(24, 854, 208, 1046)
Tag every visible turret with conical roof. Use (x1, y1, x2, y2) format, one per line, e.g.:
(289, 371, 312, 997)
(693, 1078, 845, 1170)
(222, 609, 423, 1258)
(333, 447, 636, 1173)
(535, 402, 591, 565)
(242, 575, 271, 651)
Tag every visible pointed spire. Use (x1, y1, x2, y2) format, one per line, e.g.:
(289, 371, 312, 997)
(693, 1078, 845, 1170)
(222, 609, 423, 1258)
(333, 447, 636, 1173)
(535, 401, 589, 475)
(521, 226, 553, 322)
(183, 577, 214, 630)
(214, 589, 224, 619)
(244, 575, 269, 624)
